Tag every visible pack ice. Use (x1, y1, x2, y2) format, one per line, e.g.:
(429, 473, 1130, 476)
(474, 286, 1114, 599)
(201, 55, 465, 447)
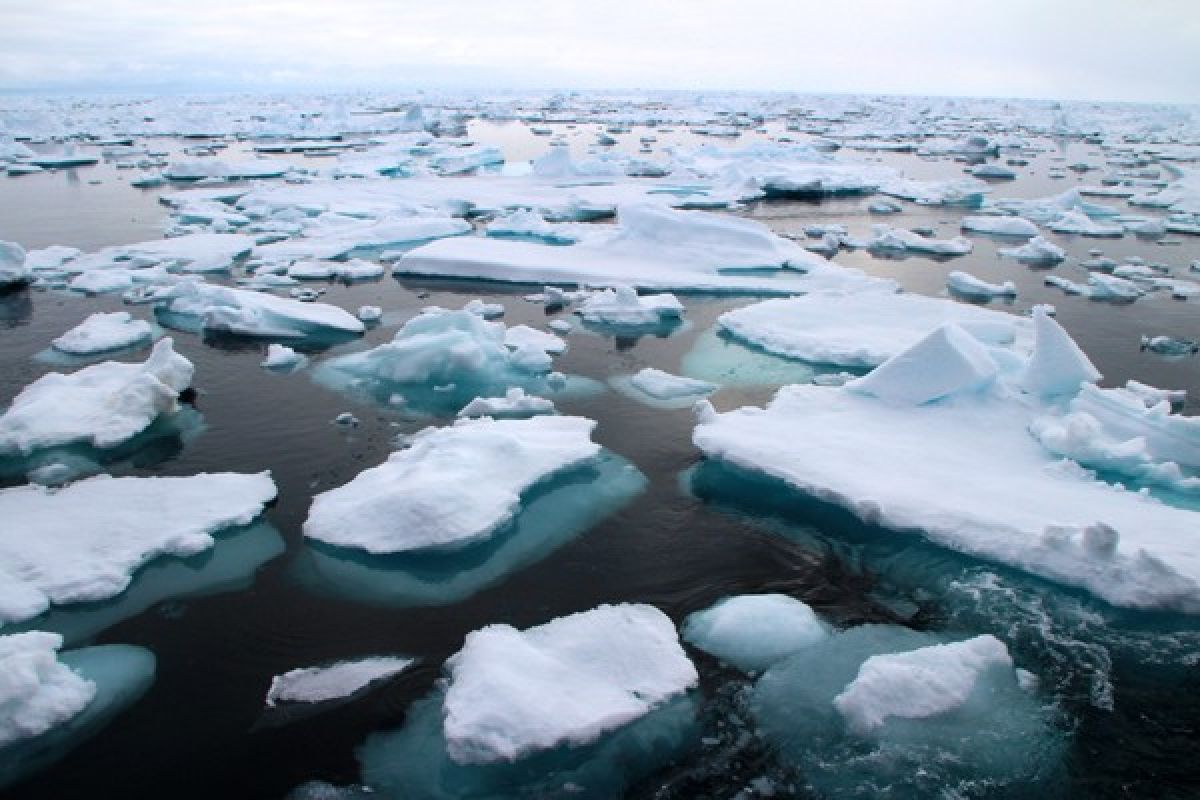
(0, 338, 193, 457)
(304, 416, 601, 554)
(0, 471, 276, 625)
(694, 309, 1200, 611)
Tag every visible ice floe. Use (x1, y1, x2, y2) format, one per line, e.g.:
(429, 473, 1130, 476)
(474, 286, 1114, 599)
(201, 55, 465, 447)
(457, 388, 556, 418)
(153, 279, 364, 340)
(682, 594, 829, 672)
(266, 657, 415, 707)
(51, 312, 154, 356)
(946, 270, 1017, 300)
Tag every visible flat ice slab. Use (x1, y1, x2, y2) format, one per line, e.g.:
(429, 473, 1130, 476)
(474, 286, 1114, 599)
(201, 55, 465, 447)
(0, 338, 193, 457)
(0, 471, 277, 625)
(442, 603, 697, 764)
(51, 312, 154, 355)
(304, 416, 601, 554)
(266, 657, 415, 707)
(153, 279, 364, 340)
(718, 289, 1027, 367)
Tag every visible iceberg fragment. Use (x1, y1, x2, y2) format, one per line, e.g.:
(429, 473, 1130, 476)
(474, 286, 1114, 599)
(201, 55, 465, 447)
(682, 594, 829, 672)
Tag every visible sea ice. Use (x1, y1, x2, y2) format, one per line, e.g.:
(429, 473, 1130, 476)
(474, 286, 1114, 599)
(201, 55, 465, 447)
(0, 241, 33, 288)
(959, 215, 1038, 237)
(575, 286, 684, 327)
(0, 471, 276, 625)
(845, 324, 1000, 405)
(998, 235, 1066, 264)
(682, 594, 829, 672)
(266, 657, 415, 707)
(261, 343, 307, 370)
(0, 338, 193, 457)
(457, 388, 556, 418)
(946, 270, 1017, 300)
(304, 416, 601, 554)
(629, 368, 718, 400)
(867, 225, 973, 257)
(51, 312, 154, 355)
(0, 632, 95, 747)
(153, 279, 365, 340)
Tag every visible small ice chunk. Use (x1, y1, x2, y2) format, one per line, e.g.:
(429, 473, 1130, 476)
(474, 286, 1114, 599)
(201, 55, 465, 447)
(0, 338, 193, 456)
(304, 416, 601, 554)
(504, 325, 566, 355)
(458, 388, 556, 418)
(51, 312, 154, 355)
(1140, 335, 1198, 356)
(442, 603, 698, 764)
(959, 215, 1038, 237)
(629, 368, 718, 400)
(946, 271, 1017, 299)
(576, 286, 683, 326)
(833, 634, 1015, 734)
(0, 632, 96, 747)
(265, 656, 414, 707)
(867, 225, 973, 256)
(998, 236, 1065, 264)
(463, 299, 505, 319)
(261, 343, 307, 370)
(356, 305, 382, 323)
(682, 594, 829, 672)
(847, 324, 999, 405)
(1020, 306, 1101, 398)
(154, 279, 364, 340)
(547, 319, 572, 334)
(0, 241, 33, 288)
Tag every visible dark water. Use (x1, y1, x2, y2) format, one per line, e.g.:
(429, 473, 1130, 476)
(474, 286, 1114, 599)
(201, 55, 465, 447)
(1, 121, 1199, 799)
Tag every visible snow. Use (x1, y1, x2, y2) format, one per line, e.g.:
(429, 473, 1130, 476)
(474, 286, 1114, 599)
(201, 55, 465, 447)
(867, 225, 973, 256)
(946, 270, 1017, 299)
(576, 286, 683, 327)
(846, 324, 1000, 405)
(304, 416, 600, 554)
(682, 594, 829, 672)
(0, 632, 95, 747)
(998, 236, 1066, 264)
(153, 279, 364, 339)
(261, 343, 307, 370)
(833, 635, 1014, 734)
(1020, 305, 1101, 398)
(0, 241, 33, 288)
(0, 471, 276, 625)
(51, 312, 154, 355)
(457, 388, 556, 418)
(265, 657, 415, 707)
(629, 368, 718, 400)
(0, 338, 193, 457)
(959, 215, 1038, 237)
(718, 288, 1027, 368)
(441, 604, 697, 764)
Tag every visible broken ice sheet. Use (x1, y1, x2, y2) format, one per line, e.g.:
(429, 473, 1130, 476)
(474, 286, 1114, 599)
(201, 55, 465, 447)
(291, 451, 645, 608)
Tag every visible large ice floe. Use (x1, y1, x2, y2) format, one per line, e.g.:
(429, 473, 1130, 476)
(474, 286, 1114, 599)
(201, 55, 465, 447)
(151, 279, 364, 341)
(752, 625, 1061, 796)
(398, 203, 878, 294)
(694, 307, 1200, 611)
(0, 632, 155, 789)
(717, 287, 1029, 368)
(314, 307, 595, 415)
(0, 338, 193, 458)
(0, 471, 277, 626)
(356, 604, 699, 798)
(305, 416, 599, 554)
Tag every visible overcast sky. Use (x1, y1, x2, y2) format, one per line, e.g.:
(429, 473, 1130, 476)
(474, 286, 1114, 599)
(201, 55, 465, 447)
(1, 0, 1197, 102)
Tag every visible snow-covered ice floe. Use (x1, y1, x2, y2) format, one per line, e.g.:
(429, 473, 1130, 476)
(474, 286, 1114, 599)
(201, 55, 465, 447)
(457, 388, 556, 418)
(866, 224, 973, 257)
(152, 279, 364, 341)
(0, 338, 193, 457)
(693, 308, 1200, 612)
(946, 270, 1017, 300)
(355, 604, 698, 798)
(575, 286, 684, 328)
(292, 449, 644, 609)
(959, 214, 1038, 237)
(998, 235, 1066, 264)
(51, 312, 154, 356)
(0, 471, 277, 626)
(266, 656, 415, 707)
(0, 634, 155, 789)
(717, 288, 1028, 368)
(304, 416, 600, 554)
(752, 625, 1061, 796)
(611, 368, 719, 409)
(682, 594, 829, 673)
(398, 203, 880, 294)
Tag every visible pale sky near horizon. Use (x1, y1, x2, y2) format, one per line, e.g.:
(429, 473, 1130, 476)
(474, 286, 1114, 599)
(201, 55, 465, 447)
(1, 0, 1197, 103)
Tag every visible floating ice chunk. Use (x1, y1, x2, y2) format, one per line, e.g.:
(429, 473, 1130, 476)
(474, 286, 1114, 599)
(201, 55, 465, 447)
(266, 657, 415, 707)
(1048, 211, 1124, 238)
(879, 177, 988, 207)
(261, 343, 307, 370)
(503, 324, 566, 355)
(682, 594, 829, 672)
(287, 259, 385, 281)
(0, 241, 32, 288)
(356, 305, 382, 323)
(462, 298, 505, 319)
(1044, 274, 1088, 295)
(442, 604, 697, 764)
(0, 471, 276, 625)
(118, 233, 255, 273)
(847, 324, 999, 405)
(867, 225, 972, 256)
(629, 368, 717, 400)
(968, 164, 1016, 180)
(154, 279, 364, 340)
(719, 289, 1025, 368)
(457, 388, 556, 418)
(164, 159, 290, 181)
(833, 634, 1014, 734)
(576, 286, 683, 326)
(1021, 306, 1101, 398)
(868, 200, 902, 214)
(547, 319, 572, 334)
(304, 416, 600, 554)
(333, 412, 359, 427)
(51, 312, 154, 355)
(0, 338, 193, 457)
(998, 236, 1066, 264)
(946, 270, 1017, 299)
(959, 215, 1038, 237)
(486, 209, 578, 244)
(1087, 273, 1144, 302)
(0, 632, 95, 747)
(1141, 335, 1198, 356)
